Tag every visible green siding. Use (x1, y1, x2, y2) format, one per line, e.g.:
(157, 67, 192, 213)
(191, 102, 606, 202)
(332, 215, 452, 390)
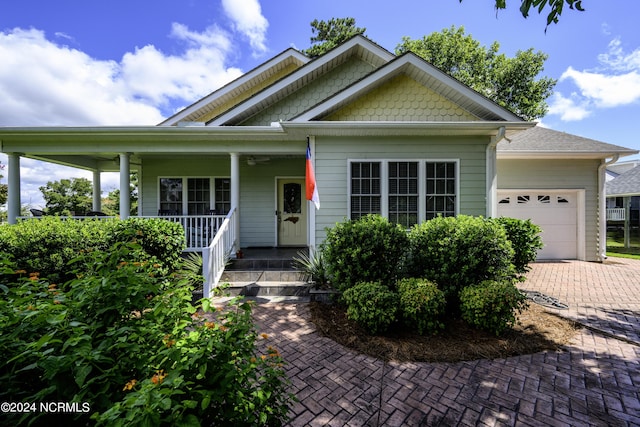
(497, 158, 600, 261)
(314, 136, 489, 245)
(241, 58, 375, 126)
(141, 156, 304, 247)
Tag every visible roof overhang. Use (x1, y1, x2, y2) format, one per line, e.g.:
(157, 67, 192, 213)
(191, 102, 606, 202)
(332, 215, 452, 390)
(281, 121, 535, 138)
(497, 150, 639, 160)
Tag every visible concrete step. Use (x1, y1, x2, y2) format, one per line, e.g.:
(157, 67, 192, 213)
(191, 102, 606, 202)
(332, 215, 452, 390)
(220, 270, 305, 284)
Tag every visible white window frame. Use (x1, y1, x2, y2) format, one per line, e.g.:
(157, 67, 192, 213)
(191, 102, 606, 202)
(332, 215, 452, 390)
(158, 176, 231, 215)
(347, 159, 460, 225)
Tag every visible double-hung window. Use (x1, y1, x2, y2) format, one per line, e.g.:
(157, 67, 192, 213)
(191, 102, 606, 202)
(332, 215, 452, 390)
(426, 162, 456, 220)
(159, 177, 230, 215)
(350, 162, 381, 220)
(349, 159, 458, 226)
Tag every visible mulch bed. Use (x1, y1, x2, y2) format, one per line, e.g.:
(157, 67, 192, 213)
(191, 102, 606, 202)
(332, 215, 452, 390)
(309, 302, 581, 363)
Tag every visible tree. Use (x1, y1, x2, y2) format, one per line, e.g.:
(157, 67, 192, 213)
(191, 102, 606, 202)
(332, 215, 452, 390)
(40, 177, 93, 215)
(0, 163, 7, 206)
(460, 0, 584, 27)
(396, 26, 556, 120)
(302, 17, 366, 57)
(101, 172, 138, 216)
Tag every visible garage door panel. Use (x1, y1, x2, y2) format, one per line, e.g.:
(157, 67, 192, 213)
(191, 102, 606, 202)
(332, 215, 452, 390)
(497, 191, 578, 260)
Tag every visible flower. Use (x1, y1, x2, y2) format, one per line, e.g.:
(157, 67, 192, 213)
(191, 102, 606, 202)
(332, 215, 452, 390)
(204, 321, 215, 329)
(48, 284, 57, 290)
(151, 370, 167, 385)
(123, 379, 137, 391)
(260, 333, 269, 339)
(14, 269, 26, 275)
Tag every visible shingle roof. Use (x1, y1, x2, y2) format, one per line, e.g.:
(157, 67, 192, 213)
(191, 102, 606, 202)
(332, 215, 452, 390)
(607, 165, 640, 196)
(497, 126, 637, 158)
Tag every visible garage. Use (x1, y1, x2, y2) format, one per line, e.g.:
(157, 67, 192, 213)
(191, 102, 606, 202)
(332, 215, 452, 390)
(497, 190, 583, 260)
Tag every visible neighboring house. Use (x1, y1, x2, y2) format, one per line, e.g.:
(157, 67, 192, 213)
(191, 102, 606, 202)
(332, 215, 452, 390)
(0, 36, 637, 269)
(606, 164, 640, 239)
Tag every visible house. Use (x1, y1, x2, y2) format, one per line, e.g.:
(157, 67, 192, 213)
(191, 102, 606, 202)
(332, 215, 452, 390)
(606, 164, 640, 247)
(1, 36, 637, 285)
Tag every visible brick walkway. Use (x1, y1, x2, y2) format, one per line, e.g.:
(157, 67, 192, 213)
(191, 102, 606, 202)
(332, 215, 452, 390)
(249, 259, 640, 426)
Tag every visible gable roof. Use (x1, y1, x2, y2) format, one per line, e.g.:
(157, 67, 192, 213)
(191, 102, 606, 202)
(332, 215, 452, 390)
(607, 165, 640, 196)
(291, 52, 522, 122)
(497, 126, 638, 159)
(160, 48, 310, 126)
(206, 35, 395, 126)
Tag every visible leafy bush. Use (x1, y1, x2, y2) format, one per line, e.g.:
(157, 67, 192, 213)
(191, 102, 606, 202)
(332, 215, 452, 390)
(397, 278, 446, 335)
(342, 281, 399, 335)
(406, 215, 515, 307)
(0, 217, 186, 284)
(493, 217, 543, 275)
(106, 217, 186, 272)
(0, 247, 293, 426)
(0, 216, 115, 283)
(459, 280, 529, 335)
(324, 215, 408, 292)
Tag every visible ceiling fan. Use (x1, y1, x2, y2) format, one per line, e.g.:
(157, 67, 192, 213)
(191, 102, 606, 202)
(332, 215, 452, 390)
(246, 156, 270, 166)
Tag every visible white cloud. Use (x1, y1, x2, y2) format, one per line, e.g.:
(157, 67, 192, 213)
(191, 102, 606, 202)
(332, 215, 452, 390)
(550, 37, 640, 122)
(221, 0, 269, 56)
(547, 92, 592, 121)
(0, 19, 254, 208)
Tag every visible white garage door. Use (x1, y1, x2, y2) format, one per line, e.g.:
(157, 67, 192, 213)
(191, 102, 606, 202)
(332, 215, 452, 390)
(497, 191, 578, 259)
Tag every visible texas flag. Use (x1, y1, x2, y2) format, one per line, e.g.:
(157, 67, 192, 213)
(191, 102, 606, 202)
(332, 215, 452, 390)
(306, 140, 320, 210)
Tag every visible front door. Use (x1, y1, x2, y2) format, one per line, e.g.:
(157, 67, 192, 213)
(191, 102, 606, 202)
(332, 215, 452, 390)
(277, 178, 307, 246)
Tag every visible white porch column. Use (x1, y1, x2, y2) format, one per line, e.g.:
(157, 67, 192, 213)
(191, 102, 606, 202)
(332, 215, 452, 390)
(92, 170, 102, 212)
(230, 152, 240, 250)
(7, 153, 21, 224)
(119, 153, 130, 219)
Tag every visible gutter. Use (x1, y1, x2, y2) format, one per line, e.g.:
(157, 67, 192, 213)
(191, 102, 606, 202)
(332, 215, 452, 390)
(597, 154, 619, 261)
(487, 126, 508, 217)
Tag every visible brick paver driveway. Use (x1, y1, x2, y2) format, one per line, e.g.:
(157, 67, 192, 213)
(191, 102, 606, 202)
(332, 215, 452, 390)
(251, 258, 640, 426)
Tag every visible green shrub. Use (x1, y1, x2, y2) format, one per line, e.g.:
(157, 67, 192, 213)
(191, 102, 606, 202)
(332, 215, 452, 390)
(397, 278, 446, 335)
(493, 217, 543, 275)
(0, 216, 115, 283)
(0, 247, 293, 426)
(106, 218, 186, 272)
(406, 215, 515, 308)
(324, 215, 408, 292)
(459, 280, 529, 335)
(342, 281, 399, 335)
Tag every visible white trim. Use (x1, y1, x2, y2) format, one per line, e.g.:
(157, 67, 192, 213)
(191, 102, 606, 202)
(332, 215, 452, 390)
(347, 158, 460, 224)
(208, 36, 395, 126)
(497, 189, 586, 261)
(293, 54, 522, 122)
(274, 176, 307, 247)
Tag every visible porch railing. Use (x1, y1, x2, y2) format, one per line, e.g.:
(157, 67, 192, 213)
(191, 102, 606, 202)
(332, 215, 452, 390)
(139, 214, 226, 250)
(607, 208, 625, 221)
(202, 208, 237, 299)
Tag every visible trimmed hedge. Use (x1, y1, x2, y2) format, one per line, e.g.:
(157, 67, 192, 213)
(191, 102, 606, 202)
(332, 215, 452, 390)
(342, 281, 399, 335)
(324, 215, 408, 292)
(406, 215, 515, 305)
(0, 217, 186, 284)
(397, 278, 446, 335)
(493, 217, 543, 275)
(459, 280, 529, 335)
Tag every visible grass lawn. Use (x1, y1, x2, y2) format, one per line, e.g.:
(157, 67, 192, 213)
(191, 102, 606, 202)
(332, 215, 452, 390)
(607, 229, 640, 260)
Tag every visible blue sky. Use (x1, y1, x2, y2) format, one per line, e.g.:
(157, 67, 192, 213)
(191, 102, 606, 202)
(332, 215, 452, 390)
(1, 0, 640, 208)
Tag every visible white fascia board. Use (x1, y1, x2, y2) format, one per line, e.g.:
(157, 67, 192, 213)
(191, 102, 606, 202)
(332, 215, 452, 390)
(292, 54, 523, 123)
(497, 150, 639, 160)
(159, 49, 310, 127)
(281, 121, 533, 137)
(207, 36, 395, 126)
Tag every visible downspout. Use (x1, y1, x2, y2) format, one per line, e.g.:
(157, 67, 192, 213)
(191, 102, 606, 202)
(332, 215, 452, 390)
(486, 127, 507, 218)
(597, 154, 619, 261)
